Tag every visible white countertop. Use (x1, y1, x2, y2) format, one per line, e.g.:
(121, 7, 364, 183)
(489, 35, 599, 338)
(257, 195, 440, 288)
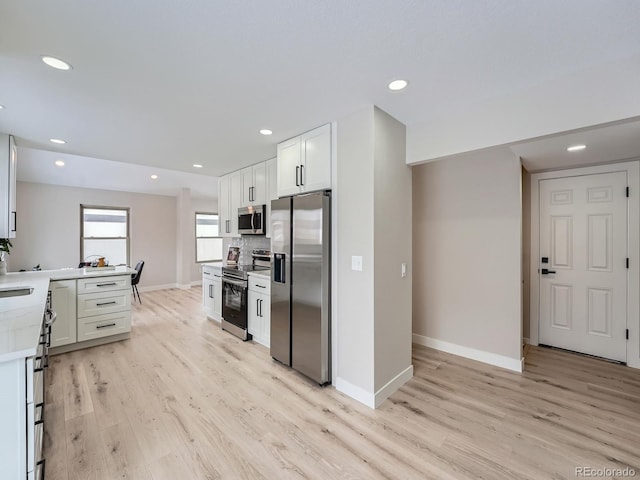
(0, 267, 136, 363)
(247, 270, 271, 278)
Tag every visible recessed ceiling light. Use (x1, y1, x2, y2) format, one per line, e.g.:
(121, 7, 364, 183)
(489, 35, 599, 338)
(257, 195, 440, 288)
(150, 174, 158, 180)
(388, 79, 408, 91)
(193, 164, 203, 168)
(259, 129, 273, 136)
(0, 105, 5, 110)
(49, 138, 66, 145)
(55, 160, 65, 167)
(567, 144, 587, 152)
(42, 55, 72, 71)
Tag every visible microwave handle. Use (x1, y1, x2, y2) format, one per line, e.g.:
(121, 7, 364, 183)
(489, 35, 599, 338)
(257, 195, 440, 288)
(251, 212, 255, 231)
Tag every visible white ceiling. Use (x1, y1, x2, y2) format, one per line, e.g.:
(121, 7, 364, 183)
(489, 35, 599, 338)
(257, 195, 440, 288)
(17, 147, 218, 199)
(1, 0, 640, 187)
(512, 118, 640, 172)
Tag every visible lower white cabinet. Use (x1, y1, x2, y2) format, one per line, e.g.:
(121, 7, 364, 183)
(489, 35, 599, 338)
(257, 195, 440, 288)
(49, 273, 133, 354)
(49, 279, 77, 348)
(202, 264, 222, 321)
(0, 319, 47, 480)
(248, 273, 270, 347)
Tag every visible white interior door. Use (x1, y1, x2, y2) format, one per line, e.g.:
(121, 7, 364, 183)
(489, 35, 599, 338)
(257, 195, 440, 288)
(539, 171, 628, 362)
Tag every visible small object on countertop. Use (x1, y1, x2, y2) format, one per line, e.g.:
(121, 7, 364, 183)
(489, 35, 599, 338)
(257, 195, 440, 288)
(97, 257, 105, 267)
(31, 264, 41, 271)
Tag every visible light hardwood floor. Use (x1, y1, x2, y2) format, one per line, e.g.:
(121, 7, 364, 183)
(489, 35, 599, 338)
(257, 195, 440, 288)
(44, 287, 640, 479)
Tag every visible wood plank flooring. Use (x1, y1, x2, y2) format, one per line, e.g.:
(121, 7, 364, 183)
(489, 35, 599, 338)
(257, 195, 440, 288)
(44, 287, 640, 479)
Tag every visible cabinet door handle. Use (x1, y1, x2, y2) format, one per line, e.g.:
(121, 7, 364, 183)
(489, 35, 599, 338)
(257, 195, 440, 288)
(300, 165, 304, 185)
(256, 298, 260, 317)
(97, 282, 117, 287)
(296, 166, 300, 186)
(96, 323, 117, 329)
(226, 219, 230, 233)
(209, 284, 213, 299)
(96, 301, 117, 306)
(11, 211, 16, 232)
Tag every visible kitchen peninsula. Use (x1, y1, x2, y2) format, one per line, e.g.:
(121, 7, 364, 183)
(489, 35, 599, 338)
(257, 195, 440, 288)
(0, 266, 136, 480)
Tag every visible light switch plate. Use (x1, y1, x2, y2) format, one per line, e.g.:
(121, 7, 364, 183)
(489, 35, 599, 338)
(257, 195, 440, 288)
(351, 255, 363, 271)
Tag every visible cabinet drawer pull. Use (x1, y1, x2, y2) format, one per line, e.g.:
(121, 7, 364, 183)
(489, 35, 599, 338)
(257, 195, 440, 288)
(96, 323, 117, 329)
(96, 301, 117, 306)
(255, 284, 266, 288)
(203, 271, 210, 275)
(36, 458, 46, 480)
(96, 282, 117, 287)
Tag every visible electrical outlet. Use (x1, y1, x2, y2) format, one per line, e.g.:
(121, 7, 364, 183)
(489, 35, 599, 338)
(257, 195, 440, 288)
(351, 255, 363, 271)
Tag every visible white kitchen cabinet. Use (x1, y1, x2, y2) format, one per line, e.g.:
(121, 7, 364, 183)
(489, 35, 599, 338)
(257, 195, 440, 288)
(218, 171, 242, 237)
(49, 280, 77, 348)
(0, 133, 17, 238)
(240, 162, 266, 207)
(277, 123, 331, 197)
(218, 174, 230, 238)
(265, 157, 277, 238)
(202, 264, 222, 321)
(247, 273, 270, 347)
(0, 319, 47, 480)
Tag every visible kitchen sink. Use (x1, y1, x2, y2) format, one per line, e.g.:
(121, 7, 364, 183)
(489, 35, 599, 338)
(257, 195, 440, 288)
(0, 286, 34, 298)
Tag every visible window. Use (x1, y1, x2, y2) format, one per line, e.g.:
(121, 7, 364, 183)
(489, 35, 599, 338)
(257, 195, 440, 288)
(196, 212, 222, 262)
(81, 205, 130, 266)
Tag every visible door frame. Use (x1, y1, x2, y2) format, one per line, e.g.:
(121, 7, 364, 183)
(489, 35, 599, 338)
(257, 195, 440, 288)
(529, 160, 640, 368)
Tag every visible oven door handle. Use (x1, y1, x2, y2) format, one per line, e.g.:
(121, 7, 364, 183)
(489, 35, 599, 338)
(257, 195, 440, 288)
(223, 277, 247, 288)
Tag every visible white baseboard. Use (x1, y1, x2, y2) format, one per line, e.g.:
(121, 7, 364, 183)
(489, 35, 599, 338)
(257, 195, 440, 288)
(336, 365, 414, 409)
(177, 283, 191, 290)
(138, 283, 178, 293)
(335, 377, 375, 409)
(523, 337, 531, 345)
(191, 280, 202, 287)
(412, 333, 523, 373)
(374, 365, 413, 408)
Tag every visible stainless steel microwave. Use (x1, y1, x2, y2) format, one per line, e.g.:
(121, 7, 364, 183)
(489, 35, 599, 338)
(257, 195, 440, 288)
(238, 205, 265, 235)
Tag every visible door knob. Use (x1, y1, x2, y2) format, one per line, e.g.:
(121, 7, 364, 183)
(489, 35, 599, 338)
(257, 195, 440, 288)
(541, 268, 556, 275)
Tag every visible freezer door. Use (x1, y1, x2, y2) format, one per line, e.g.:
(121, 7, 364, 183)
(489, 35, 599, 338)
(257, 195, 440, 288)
(291, 192, 331, 384)
(270, 197, 292, 366)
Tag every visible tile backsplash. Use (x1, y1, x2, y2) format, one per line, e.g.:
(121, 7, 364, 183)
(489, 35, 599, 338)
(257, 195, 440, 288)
(224, 236, 271, 265)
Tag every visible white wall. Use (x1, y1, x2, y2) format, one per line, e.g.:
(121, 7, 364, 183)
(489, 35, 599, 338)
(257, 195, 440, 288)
(412, 147, 523, 370)
(407, 53, 640, 165)
(373, 107, 412, 392)
(10, 182, 178, 288)
(336, 106, 375, 397)
(336, 106, 413, 407)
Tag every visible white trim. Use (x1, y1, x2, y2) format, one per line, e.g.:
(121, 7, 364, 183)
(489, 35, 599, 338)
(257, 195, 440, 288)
(331, 120, 338, 387)
(191, 280, 202, 287)
(413, 334, 523, 373)
(177, 284, 191, 290)
(374, 365, 413, 408)
(523, 337, 531, 345)
(138, 283, 178, 292)
(335, 377, 375, 409)
(529, 160, 640, 369)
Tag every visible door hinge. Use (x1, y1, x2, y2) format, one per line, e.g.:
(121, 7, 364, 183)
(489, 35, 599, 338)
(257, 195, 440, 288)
(626, 258, 630, 269)
(626, 186, 630, 197)
(626, 329, 629, 340)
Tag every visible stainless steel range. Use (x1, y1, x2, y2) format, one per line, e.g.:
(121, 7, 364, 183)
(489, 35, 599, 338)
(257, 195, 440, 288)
(221, 250, 270, 340)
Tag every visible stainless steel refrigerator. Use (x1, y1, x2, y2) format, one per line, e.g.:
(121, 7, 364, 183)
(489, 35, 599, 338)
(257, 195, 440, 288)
(271, 191, 331, 385)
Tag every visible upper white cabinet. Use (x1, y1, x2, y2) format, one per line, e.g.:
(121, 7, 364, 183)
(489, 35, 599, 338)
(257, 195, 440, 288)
(0, 133, 17, 238)
(277, 123, 331, 197)
(240, 162, 266, 207)
(218, 171, 242, 237)
(265, 157, 277, 238)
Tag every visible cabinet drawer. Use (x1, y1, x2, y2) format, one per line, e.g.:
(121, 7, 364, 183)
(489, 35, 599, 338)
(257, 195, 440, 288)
(78, 311, 131, 341)
(249, 275, 271, 295)
(78, 290, 131, 318)
(77, 275, 130, 294)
